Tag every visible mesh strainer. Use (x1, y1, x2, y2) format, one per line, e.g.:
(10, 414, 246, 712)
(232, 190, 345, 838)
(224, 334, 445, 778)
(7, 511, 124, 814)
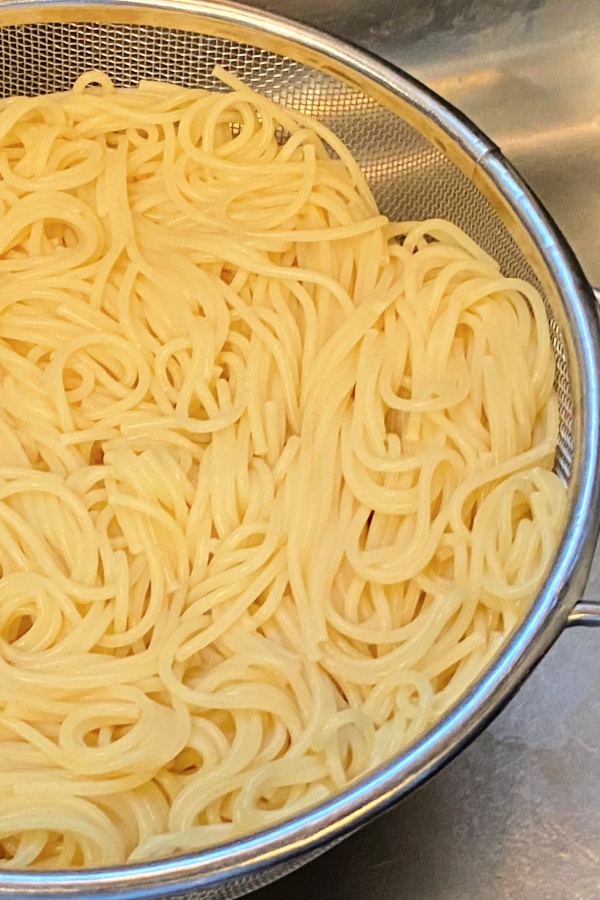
(0, 1, 599, 898)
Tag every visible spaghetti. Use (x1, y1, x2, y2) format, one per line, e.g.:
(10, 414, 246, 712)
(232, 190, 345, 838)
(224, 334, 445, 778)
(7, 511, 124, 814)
(0, 69, 566, 868)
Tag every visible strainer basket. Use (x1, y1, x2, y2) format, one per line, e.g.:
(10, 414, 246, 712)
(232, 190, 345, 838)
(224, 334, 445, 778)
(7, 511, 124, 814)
(0, 1, 599, 898)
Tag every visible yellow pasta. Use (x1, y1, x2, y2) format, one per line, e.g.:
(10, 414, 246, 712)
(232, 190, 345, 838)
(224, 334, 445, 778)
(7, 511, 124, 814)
(0, 68, 566, 868)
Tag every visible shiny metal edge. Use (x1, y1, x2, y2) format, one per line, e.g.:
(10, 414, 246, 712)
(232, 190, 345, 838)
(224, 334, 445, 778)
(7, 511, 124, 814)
(0, 1, 599, 897)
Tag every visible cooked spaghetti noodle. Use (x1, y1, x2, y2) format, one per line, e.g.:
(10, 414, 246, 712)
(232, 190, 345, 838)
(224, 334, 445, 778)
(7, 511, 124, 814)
(0, 69, 566, 868)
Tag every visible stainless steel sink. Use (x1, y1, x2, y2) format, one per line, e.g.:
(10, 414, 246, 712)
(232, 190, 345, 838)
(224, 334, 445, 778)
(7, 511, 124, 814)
(243, 1, 600, 897)
(253, 0, 600, 289)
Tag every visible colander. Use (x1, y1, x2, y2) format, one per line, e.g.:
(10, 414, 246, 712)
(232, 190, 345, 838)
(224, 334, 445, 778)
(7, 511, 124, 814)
(0, 1, 599, 898)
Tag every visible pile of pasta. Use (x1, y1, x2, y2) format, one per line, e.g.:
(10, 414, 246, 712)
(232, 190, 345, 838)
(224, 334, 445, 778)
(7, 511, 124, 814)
(0, 69, 566, 868)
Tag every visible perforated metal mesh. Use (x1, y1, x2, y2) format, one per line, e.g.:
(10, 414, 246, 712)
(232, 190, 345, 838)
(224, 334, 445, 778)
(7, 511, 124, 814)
(156, 844, 333, 900)
(0, 15, 575, 899)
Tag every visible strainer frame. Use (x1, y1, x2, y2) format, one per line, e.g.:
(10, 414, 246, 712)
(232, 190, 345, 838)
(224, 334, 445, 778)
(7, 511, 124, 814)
(0, 1, 598, 898)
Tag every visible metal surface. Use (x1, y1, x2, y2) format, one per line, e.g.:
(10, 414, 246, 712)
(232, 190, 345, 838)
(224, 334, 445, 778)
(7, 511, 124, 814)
(0, 1, 598, 899)
(250, 0, 600, 289)
(566, 600, 600, 629)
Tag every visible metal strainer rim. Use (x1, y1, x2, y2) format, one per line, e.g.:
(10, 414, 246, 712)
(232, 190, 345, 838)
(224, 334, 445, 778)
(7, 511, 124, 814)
(0, 1, 599, 897)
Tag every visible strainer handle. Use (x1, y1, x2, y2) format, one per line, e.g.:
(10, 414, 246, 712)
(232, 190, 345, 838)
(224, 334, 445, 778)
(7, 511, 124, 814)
(567, 601, 600, 627)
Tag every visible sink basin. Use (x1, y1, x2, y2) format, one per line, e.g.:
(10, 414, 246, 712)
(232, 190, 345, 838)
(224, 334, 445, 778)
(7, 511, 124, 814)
(252, 0, 600, 287)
